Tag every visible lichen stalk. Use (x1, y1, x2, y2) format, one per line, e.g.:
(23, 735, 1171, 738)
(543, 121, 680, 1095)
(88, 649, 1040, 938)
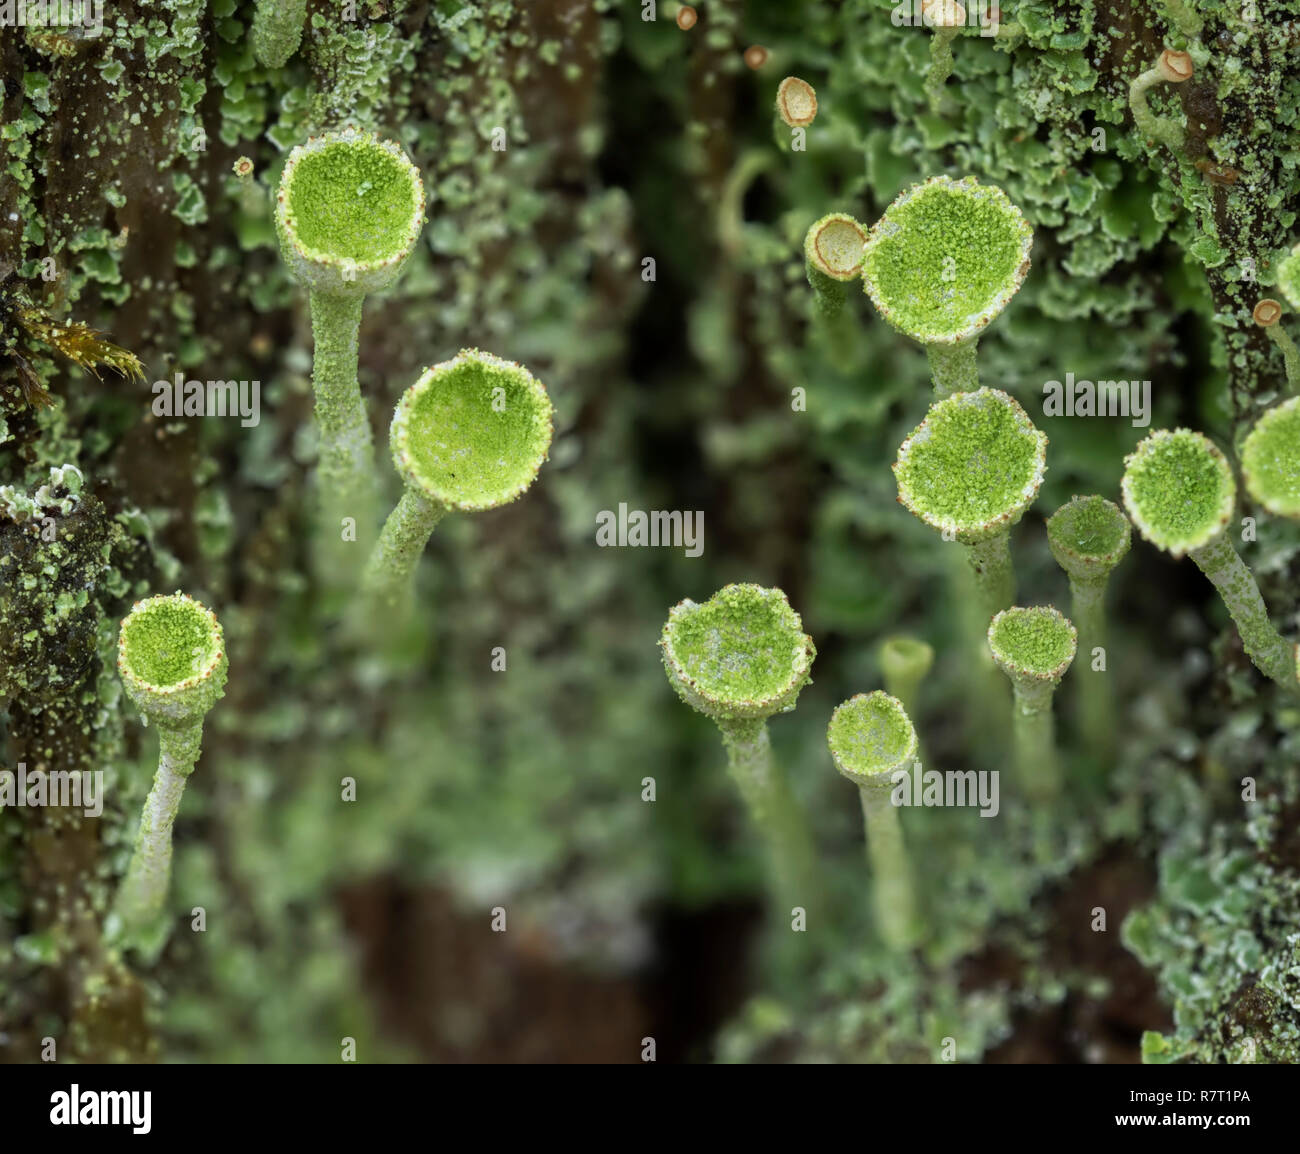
(858, 777, 920, 951)
(927, 339, 979, 397)
(361, 486, 446, 610)
(965, 527, 1015, 621)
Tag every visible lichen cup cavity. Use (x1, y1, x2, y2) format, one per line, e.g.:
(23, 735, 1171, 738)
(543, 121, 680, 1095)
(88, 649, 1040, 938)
(827, 692, 922, 949)
(1046, 496, 1131, 763)
(877, 635, 934, 719)
(776, 76, 817, 128)
(1242, 398, 1300, 520)
(804, 212, 866, 318)
(1122, 429, 1297, 691)
(275, 127, 427, 584)
(110, 593, 227, 954)
(861, 176, 1032, 396)
(894, 388, 1047, 622)
(661, 584, 820, 915)
(988, 607, 1076, 800)
(360, 349, 554, 612)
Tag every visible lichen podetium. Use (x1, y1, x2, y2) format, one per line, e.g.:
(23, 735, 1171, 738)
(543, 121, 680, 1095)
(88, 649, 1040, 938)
(661, 585, 821, 921)
(861, 176, 1032, 397)
(827, 692, 922, 949)
(110, 593, 227, 958)
(988, 607, 1077, 800)
(1242, 398, 1300, 520)
(359, 349, 554, 620)
(275, 128, 426, 590)
(1123, 429, 1297, 692)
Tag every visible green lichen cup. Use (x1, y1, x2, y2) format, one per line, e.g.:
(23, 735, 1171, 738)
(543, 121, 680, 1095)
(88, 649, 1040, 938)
(827, 691, 922, 949)
(1276, 244, 1300, 312)
(988, 606, 1077, 800)
(877, 635, 935, 719)
(804, 212, 866, 318)
(117, 592, 228, 729)
(1123, 429, 1297, 691)
(861, 176, 1032, 395)
(1242, 398, 1300, 520)
(360, 350, 554, 616)
(661, 585, 820, 919)
(275, 127, 426, 299)
(660, 583, 816, 722)
(1121, 429, 1235, 559)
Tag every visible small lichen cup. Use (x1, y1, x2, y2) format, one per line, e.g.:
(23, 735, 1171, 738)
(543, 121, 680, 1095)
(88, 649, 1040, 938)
(894, 388, 1047, 623)
(109, 593, 227, 955)
(1252, 299, 1300, 393)
(804, 212, 867, 319)
(827, 692, 922, 950)
(275, 127, 426, 582)
(877, 635, 935, 719)
(1128, 49, 1194, 152)
(776, 76, 817, 128)
(1242, 398, 1300, 520)
(1046, 496, 1131, 764)
(1122, 428, 1297, 691)
(988, 607, 1076, 800)
(360, 349, 554, 615)
(660, 584, 820, 916)
(862, 176, 1032, 397)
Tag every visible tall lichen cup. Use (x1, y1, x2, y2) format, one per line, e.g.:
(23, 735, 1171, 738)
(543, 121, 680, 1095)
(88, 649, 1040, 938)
(275, 127, 426, 582)
(827, 692, 922, 950)
(988, 607, 1077, 801)
(861, 176, 1032, 397)
(360, 349, 554, 617)
(1046, 496, 1131, 764)
(110, 593, 227, 955)
(660, 584, 820, 919)
(1122, 429, 1297, 691)
(1242, 398, 1300, 520)
(894, 388, 1047, 624)
(877, 635, 934, 719)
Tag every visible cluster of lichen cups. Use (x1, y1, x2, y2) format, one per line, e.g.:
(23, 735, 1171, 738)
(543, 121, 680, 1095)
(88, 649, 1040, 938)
(275, 129, 554, 613)
(108, 593, 227, 957)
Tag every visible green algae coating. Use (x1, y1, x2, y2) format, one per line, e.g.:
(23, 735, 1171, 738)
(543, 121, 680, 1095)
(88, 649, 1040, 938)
(988, 607, 1077, 681)
(805, 213, 866, 281)
(827, 692, 917, 781)
(1277, 245, 1300, 312)
(893, 388, 1047, 542)
(286, 141, 420, 264)
(661, 584, 815, 718)
(1242, 398, 1300, 519)
(861, 176, 1032, 345)
(1046, 495, 1132, 583)
(1121, 429, 1236, 557)
(392, 349, 554, 513)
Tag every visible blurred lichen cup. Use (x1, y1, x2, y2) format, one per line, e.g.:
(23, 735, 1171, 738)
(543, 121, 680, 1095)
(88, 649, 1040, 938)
(804, 212, 866, 318)
(660, 584, 820, 915)
(1277, 245, 1300, 312)
(111, 593, 227, 956)
(988, 606, 1076, 800)
(1122, 429, 1296, 691)
(827, 691, 922, 950)
(360, 349, 554, 614)
(1242, 398, 1300, 521)
(861, 175, 1032, 396)
(275, 127, 427, 586)
(894, 387, 1047, 623)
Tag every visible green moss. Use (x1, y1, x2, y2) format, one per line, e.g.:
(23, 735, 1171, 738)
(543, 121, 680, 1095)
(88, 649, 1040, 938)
(1242, 398, 1300, 519)
(988, 606, 1077, 680)
(1121, 429, 1236, 557)
(661, 584, 815, 719)
(827, 691, 916, 781)
(393, 350, 554, 513)
(893, 388, 1047, 542)
(861, 176, 1032, 345)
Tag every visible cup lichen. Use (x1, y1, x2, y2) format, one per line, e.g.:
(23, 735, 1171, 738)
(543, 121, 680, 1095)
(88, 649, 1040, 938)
(861, 176, 1032, 397)
(1128, 49, 1195, 152)
(877, 635, 935, 720)
(110, 593, 228, 954)
(360, 349, 554, 613)
(804, 212, 867, 319)
(827, 691, 922, 949)
(1242, 398, 1300, 520)
(776, 76, 818, 128)
(661, 585, 820, 915)
(1251, 299, 1300, 393)
(988, 606, 1077, 799)
(1122, 429, 1297, 691)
